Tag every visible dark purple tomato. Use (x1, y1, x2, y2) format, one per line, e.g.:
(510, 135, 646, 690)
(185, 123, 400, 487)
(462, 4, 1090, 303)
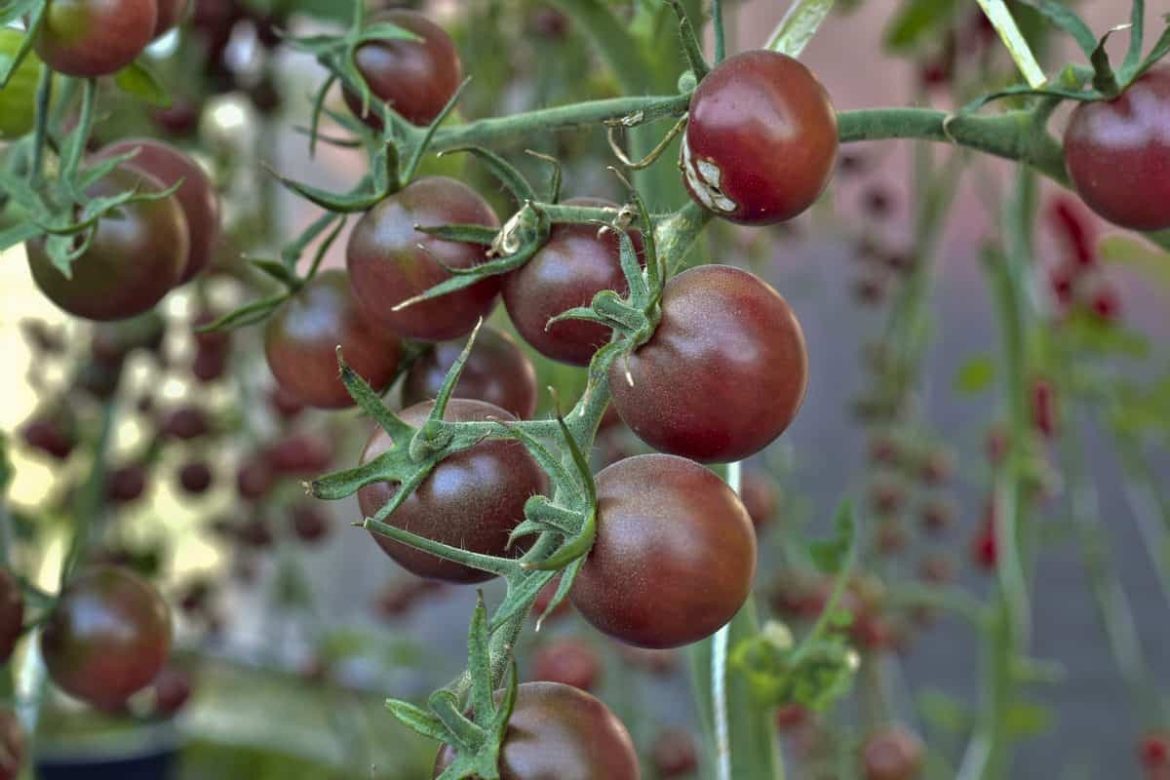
(290, 504, 330, 544)
(357, 399, 545, 583)
(153, 0, 190, 37)
(149, 664, 193, 717)
(0, 570, 24, 665)
(35, 0, 157, 77)
(502, 198, 641, 365)
(402, 325, 538, 418)
(20, 417, 76, 460)
(40, 567, 172, 709)
(682, 50, 838, 225)
(343, 10, 462, 128)
(161, 405, 211, 440)
(264, 433, 333, 475)
(1064, 66, 1170, 231)
(433, 682, 639, 780)
(105, 464, 147, 504)
(531, 638, 601, 692)
(27, 167, 187, 321)
(609, 265, 807, 463)
(264, 269, 402, 409)
(98, 139, 220, 283)
(741, 470, 779, 531)
(347, 177, 501, 341)
(861, 725, 925, 780)
(652, 728, 699, 778)
(571, 454, 757, 649)
(0, 709, 23, 780)
(177, 461, 213, 494)
(236, 460, 273, 501)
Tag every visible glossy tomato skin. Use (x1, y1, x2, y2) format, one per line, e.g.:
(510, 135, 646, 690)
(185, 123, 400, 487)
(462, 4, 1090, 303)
(153, 0, 191, 38)
(0, 569, 24, 664)
(358, 399, 545, 583)
(343, 10, 462, 128)
(265, 269, 402, 409)
(503, 198, 642, 365)
(0, 708, 23, 780)
(1064, 67, 1170, 232)
(402, 325, 538, 419)
(27, 167, 188, 321)
(682, 50, 838, 225)
(609, 265, 807, 463)
(98, 139, 219, 283)
(347, 176, 500, 341)
(0, 30, 44, 141)
(40, 567, 172, 709)
(433, 682, 640, 780)
(571, 454, 757, 649)
(35, 0, 157, 78)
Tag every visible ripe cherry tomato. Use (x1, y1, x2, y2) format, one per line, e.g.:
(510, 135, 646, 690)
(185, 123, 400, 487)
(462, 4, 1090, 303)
(343, 10, 462, 128)
(0, 708, 23, 780)
(0, 570, 23, 665)
(609, 265, 808, 463)
(402, 325, 538, 419)
(1064, 67, 1170, 232)
(571, 454, 757, 648)
(97, 139, 220, 283)
(0, 30, 44, 141)
(35, 0, 157, 77)
(358, 399, 546, 583)
(347, 176, 501, 341)
(26, 167, 188, 321)
(153, 0, 191, 38)
(530, 637, 601, 692)
(503, 198, 641, 365)
(433, 682, 639, 779)
(861, 725, 925, 780)
(40, 566, 172, 709)
(265, 269, 402, 409)
(682, 50, 838, 225)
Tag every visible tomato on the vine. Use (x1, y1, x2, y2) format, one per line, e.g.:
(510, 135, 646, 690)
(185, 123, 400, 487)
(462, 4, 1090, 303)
(358, 399, 546, 583)
(609, 265, 807, 463)
(570, 453, 757, 649)
(34, 0, 158, 78)
(98, 139, 220, 283)
(26, 167, 188, 321)
(432, 682, 639, 779)
(40, 566, 172, 709)
(682, 50, 838, 225)
(530, 637, 601, 692)
(344, 10, 462, 128)
(0, 570, 23, 665)
(503, 198, 642, 365)
(265, 269, 402, 409)
(402, 325, 538, 419)
(347, 176, 501, 341)
(1064, 66, 1170, 232)
(153, 0, 191, 39)
(861, 725, 925, 780)
(0, 30, 44, 141)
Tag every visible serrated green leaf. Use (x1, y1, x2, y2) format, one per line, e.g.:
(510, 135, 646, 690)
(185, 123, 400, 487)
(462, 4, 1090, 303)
(955, 354, 997, 393)
(809, 503, 856, 574)
(0, 219, 43, 252)
(114, 60, 171, 107)
(386, 699, 449, 742)
(1018, 0, 1097, 57)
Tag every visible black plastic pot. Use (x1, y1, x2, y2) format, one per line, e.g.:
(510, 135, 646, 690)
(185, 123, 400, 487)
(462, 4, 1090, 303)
(36, 746, 178, 780)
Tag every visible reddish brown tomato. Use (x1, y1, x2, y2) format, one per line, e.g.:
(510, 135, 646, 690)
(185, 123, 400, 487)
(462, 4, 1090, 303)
(1064, 67, 1170, 232)
(502, 198, 640, 365)
(265, 269, 402, 409)
(35, 0, 157, 77)
(343, 10, 462, 128)
(40, 567, 172, 709)
(346, 177, 501, 341)
(27, 167, 187, 321)
(0, 569, 24, 664)
(608, 265, 808, 463)
(531, 638, 601, 692)
(571, 454, 757, 649)
(682, 50, 838, 225)
(0, 709, 23, 780)
(153, 0, 191, 38)
(98, 139, 220, 283)
(861, 725, 925, 780)
(402, 325, 538, 419)
(357, 399, 545, 583)
(433, 682, 639, 780)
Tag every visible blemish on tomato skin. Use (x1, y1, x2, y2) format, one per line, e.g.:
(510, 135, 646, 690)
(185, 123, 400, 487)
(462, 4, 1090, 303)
(680, 133, 737, 214)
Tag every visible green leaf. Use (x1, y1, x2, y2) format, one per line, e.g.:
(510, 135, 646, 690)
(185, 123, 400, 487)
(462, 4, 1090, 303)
(1018, 0, 1097, 57)
(0, 4, 41, 87)
(386, 699, 449, 743)
(917, 689, 971, 733)
(1122, 0, 1145, 76)
(884, 0, 959, 52)
(767, 0, 838, 58)
(0, 220, 44, 252)
(114, 60, 172, 107)
(1099, 235, 1170, 293)
(809, 502, 856, 574)
(278, 0, 353, 23)
(955, 354, 997, 393)
(1004, 700, 1054, 738)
